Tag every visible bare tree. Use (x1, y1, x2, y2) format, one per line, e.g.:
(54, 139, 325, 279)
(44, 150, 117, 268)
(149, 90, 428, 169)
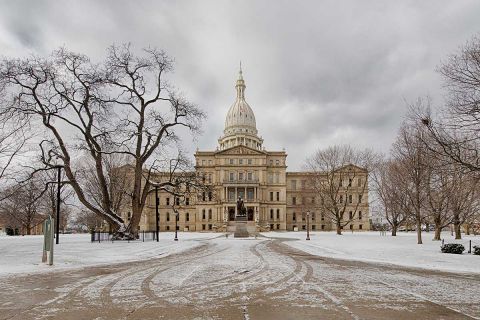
(0, 179, 45, 235)
(306, 145, 373, 235)
(0, 44, 205, 237)
(421, 35, 480, 172)
(370, 158, 408, 236)
(391, 118, 429, 244)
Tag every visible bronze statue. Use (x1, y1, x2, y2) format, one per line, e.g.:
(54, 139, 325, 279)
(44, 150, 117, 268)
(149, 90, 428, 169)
(237, 197, 246, 216)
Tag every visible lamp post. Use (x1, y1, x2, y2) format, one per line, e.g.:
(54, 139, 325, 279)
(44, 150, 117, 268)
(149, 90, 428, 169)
(55, 165, 62, 245)
(155, 185, 159, 242)
(174, 210, 179, 241)
(306, 211, 311, 241)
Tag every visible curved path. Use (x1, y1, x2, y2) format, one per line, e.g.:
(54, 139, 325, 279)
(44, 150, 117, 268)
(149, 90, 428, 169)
(0, 237, 479, 320)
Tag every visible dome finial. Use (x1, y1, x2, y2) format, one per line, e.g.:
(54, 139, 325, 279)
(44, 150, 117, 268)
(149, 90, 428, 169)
(236, 62, 245, 99)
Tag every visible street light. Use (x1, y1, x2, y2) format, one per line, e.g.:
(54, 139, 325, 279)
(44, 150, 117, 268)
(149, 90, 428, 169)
(306, 211, 311, 241)
(55, 165, 62, 245)
(155, 185, 159, 242)
(174, 209, 179, 241)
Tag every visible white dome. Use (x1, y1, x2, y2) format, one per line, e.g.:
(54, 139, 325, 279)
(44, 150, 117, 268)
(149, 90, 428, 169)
(223, 68, 257, 135)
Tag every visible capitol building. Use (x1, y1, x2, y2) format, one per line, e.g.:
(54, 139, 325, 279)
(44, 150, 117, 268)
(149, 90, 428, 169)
(136, 68, 370, 233)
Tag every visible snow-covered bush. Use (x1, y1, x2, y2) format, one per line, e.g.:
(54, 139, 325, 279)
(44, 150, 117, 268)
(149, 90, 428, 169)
(441, 244, 465, 254)
(473, 246, 480, 255)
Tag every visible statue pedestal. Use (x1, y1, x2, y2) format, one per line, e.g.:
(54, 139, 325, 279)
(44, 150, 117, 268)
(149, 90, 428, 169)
(234, 219, 249, 238)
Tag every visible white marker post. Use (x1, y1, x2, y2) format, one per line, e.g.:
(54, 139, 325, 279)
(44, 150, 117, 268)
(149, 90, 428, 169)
(42, 216, 55, 266)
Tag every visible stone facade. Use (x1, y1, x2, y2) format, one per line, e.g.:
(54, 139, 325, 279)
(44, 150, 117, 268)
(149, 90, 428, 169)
(130, 67, 370, 232)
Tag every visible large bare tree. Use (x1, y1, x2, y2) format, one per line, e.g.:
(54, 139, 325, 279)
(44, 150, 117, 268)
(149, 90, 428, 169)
(421, 35, 480, 173)
(306, 145, 373, 235)
(0, 44, 205, 237)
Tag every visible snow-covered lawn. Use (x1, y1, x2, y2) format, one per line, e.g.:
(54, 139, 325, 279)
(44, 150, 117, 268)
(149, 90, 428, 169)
(0, 232, 219, 277)
(262, 231, 480, 274)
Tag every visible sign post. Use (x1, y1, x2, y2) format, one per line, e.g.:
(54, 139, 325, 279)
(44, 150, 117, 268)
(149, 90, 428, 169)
(42, 216, 55, 265)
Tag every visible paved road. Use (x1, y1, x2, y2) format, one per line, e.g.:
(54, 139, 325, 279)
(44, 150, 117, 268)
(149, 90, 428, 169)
(0, 238, 479, 320)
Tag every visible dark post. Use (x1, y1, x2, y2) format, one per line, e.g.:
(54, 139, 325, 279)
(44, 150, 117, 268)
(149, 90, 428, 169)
(155, 185, 159, 242)
(55, 166, 61, 244)
(469, 240, 472, 254)
(306, 211, 310, 241)
(174, 211, 178, 241)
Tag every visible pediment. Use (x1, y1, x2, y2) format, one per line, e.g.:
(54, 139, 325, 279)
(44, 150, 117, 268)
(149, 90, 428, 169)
(216, 145, 265, 155)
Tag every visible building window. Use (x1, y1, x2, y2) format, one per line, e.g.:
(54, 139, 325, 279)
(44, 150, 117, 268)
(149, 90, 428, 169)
(166, 197, 170, 206)
(350, 224, 354, 230)
(166, 226, 170, 231)
(276, 192, 280, 201)
(208, 209, 212, 220)
(359, 211, 362, 220)
(270, 209, 274, 220)
(358, 195, 363, 203)
(270, 224, 274, 230)
(275, 172, 279, 183)
(208, 160, 212, 165)
(358, 178, 362, 187)
(176, 197, 180, 206)
(230, 159, 234, 165)
(186, 198, 190, 205)
(291, 180, 296, 190)
(349, 211, 353, 220)
(239, 172, 244, 180)
(302, 225, 306, 230)
(202, 209, 206, 220)
(321, 225, 325, 230)
(301, 180, 306, 189)
(339, 179, 343, 187)
(248, 159, 252, 165)
(248, 172, 252, 181)
(276, 209, 280, 219)
(359, 224, 363, 230)
(186, 212, 190, 222)
(292, 197, 296, 205)
(202, 160, 205, 165)
(339, 195, 343, 204)
(202, 224, 206, 230)
(239, 159, 243, 165)
(270, 192, 273, 201)
(348, 178, 352, 187)
(311, 212, 315, 221)
(275, 160, 279, 165)
(208, 191, 212, 201)
(321, 214, 324, 221)
(208, 224, 212, 230)
(293, 212, 296, 221)
(269, 160, 273, 166)
(349, 195, 353, 204)
(312, 225, 316, 230)
(202, 192, 206, 201)
(276, 224, 280, 230)
(268, 173, 273, 183)
(167, 212, 170, 222)
(230, 172, 234, 181)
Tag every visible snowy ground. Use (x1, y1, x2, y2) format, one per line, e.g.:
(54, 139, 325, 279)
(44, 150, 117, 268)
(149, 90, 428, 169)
(1, 237, 479, 320)
(0, 232, 220, 277)
(262, 231, 480, 274)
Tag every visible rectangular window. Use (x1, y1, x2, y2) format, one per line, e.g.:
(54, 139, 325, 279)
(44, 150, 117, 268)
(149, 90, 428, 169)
(166, 197, 170, 206)
(230, 172, 234, 181)
(202, 209, 206, 220)
(359, 211, 362, 220)
(311, 213, 315, 220)
(349, 195, 353, 204)
(349, 211, 353, 220)
(291, 180, 297, 190)
(350, 224, 353, 230)
(202, 160, 205, 165)
(208, 224, 212, 230)
(269, 160, 273, 166)
(348, 178, 352, 187)
(247, 188, 254, 200)
(270, 192, 273, 201)
(239, 159, 243, 165)
(208, 209, 212, 220)
(277, 224, 280, 230)
(228, 189, 235, 201)
(358, 195, 363, 203)
(176, 197, 180, 206)
(312, 225, 316, 230)
(321, 225, 325, 230)
(276, 209, 280, 219)
(276, 192, 280, 201)
(186, 212, 190, 222)
(359, 224, 363, 230)
(248, 159, 252, 165)
(293, 212, 296, 221)
(268, 173, 273, 183)
(239, 172, 244, 180)
(230, 159, 234, 165)
(208, 191, 212, 201)
(301, 180, 306, 189)
(292, 197, 296, 205)
(167, 212, 170, 222)
(248, 172, 252, 181)
(275, 160, 279, 165)
(321, 214, 324, 221)
(270, 209, 274, 220)
(202, 224, 206, 230)
(208, 160, 212, 165)
(202, 192, 206, 201)
(186, 198, 190, 205)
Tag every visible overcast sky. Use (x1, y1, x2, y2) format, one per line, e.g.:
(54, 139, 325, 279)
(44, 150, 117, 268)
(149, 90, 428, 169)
(1, 0, 479, 170)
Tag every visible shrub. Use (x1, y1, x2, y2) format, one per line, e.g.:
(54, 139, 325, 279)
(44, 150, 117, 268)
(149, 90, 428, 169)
(441, 243, 465, 254)
(473, 246, 480, 256)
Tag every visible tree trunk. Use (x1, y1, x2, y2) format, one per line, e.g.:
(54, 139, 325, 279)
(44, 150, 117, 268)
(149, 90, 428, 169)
(454, 223, 461, 240)
(433, 226, 441, 241)
(391, 224, 397, 236)
(26, 225, 31, 235)
(465, 224, 471, 235)
(336, 222, 342, 235)
(416, 220, 422, 244)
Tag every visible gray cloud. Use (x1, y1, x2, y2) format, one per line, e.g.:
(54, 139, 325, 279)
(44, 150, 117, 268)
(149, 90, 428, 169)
(1, 0, 479, 169)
